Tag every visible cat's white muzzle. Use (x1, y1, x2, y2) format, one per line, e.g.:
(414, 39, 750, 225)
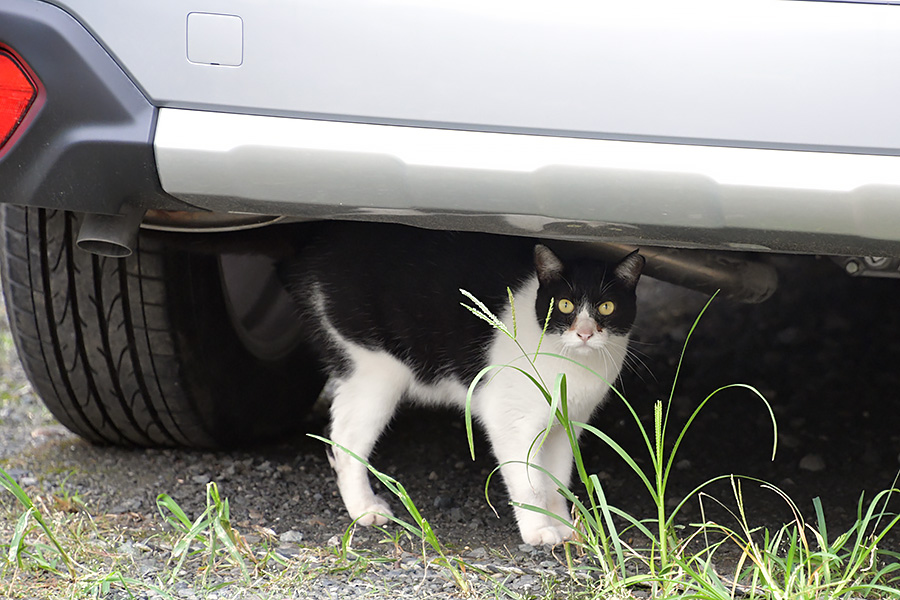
(560, 313, 607, 355)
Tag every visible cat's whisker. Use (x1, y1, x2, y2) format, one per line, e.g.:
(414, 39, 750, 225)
(625, 338, 659, 348)
(598, 345, 626, 396)
(621, 350, 657, 384)
(620, 341, 656, 371)
(598, 345, 613, 377)
(626, 344, 655, 360)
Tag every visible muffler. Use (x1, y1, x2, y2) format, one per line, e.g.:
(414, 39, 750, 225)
(562, 242, 778, 304)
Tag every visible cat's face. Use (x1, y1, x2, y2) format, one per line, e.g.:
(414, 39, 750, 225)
(533, 246, 644, 356)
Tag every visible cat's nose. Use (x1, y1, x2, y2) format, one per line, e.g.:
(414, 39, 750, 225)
(572, 316, 598, 342)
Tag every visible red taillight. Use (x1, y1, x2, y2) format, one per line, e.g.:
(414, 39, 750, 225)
(0, 49, 39, 151)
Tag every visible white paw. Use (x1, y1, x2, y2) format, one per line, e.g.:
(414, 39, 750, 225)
(349, 496, 393, 526)
(521, 523, 574, 546)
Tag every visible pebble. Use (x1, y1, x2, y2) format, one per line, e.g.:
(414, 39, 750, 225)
(515, 574, 537, 589)
(138, 560, 159, 577)
(117, 541, 137, 558)
(778, 433, 801, 449)
(433, 494, 454, 509)
(275, 544, 300, 559)
(279, 530, 304, 543)
(29, 425, 69, 439)
(799, 453, 826, 472)
(538, 560, 556, 569)
(108, 498, 142, 513)
(776, 326, 801, 345)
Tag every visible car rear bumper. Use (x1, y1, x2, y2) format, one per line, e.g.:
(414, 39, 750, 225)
(155, 108, 900, 256)
(0, 0, 182, 215)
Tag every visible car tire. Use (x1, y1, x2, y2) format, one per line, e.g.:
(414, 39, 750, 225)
(0, 205, 325, 449)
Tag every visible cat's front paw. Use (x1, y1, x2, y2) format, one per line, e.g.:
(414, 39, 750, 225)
(521, 524, 574, 546)
(348, 496, 393, 526)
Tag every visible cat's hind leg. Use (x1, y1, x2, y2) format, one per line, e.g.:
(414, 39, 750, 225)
(327, 350, 411, 526)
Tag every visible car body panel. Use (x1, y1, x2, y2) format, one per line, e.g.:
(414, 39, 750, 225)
(2, 0, 900, 257)
(48, 0, 900, 154)
(0, 0, 181, 214)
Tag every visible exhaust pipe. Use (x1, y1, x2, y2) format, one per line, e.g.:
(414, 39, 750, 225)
(76, 206, 145, 258)
(557, 241, 779, 304)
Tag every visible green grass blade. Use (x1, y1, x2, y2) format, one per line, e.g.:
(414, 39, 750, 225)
(212, 518, 249, 582)
(8, 507, 33, 566)
(0, 465, 76, 578)
(604, 505, 658, 544)
(574, 421, 658, 503)
(507, 287, 517, 338)
(591, 474, 629, 581)
(465, 363, 553, 460)
(533, 351, 656, 463)
(667, 290, 719, 406)
(664, 383, 777, 495)
(0, 467, 36, 509)
(155, 493, 193, 531)
(812, 496, 829, 550)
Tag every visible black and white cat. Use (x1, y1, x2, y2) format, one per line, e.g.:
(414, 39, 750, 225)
(280, 222, 644, 545)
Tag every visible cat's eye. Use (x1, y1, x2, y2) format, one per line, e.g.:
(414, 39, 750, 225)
(558, 299, 575, 314)
(598, 301, 615, 316)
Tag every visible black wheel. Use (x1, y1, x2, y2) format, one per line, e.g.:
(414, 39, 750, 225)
(0, 206, 324, 448)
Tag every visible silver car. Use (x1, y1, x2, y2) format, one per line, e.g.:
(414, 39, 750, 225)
(1, 0, 899, 447)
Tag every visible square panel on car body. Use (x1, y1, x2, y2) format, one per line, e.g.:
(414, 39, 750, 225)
(186, 13, 242, 67)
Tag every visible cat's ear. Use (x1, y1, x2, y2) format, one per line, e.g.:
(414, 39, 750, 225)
(534, 244, 564, 284)
(614, 250, 645, 289)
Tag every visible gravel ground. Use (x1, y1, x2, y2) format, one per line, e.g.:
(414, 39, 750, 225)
(2, 254, 900, 598)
